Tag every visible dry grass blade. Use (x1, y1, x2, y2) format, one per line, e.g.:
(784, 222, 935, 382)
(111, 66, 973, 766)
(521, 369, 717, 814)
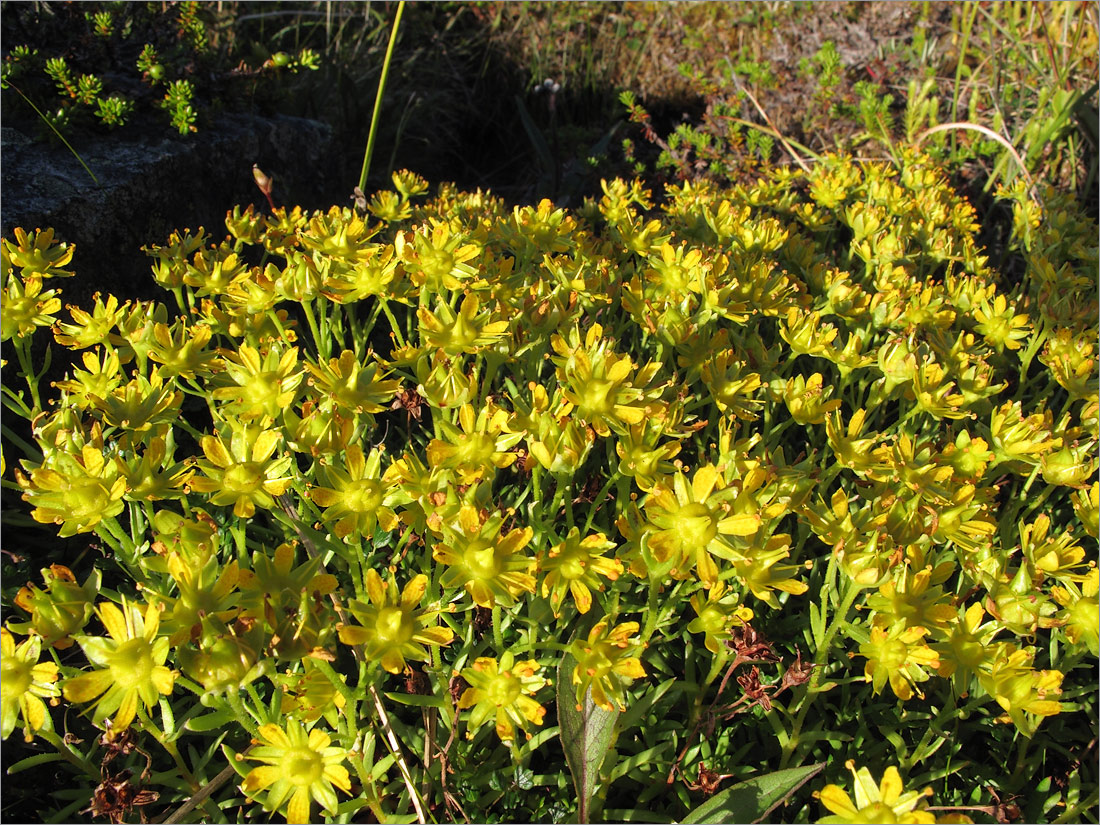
(916, 120, 1040, 204)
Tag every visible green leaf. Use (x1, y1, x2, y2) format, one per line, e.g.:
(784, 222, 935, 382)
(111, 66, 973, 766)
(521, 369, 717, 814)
(383, 691, 447, 709)
(186, 707, 235, 733)
(6, 752, 64, 774)
(678, 763, 825, 824)
(557, 651, 620, 824)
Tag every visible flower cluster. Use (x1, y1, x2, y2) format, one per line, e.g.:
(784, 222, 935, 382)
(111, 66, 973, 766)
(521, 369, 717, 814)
(1, 155, 1095, 821)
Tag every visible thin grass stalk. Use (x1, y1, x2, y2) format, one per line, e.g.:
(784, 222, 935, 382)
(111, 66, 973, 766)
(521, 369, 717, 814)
(5, 83, 98, 185)
(358, 0, 406, 193)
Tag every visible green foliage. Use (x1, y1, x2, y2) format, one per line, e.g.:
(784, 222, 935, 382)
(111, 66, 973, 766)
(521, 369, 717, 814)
(162, 79, 197, 135)
(1, 151, 1097, 822)
(0, 1, 326, 143)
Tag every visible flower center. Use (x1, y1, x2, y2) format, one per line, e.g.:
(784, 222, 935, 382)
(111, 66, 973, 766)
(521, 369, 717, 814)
(243, 372, 281, 408)
(284, 748, 324, 786)
(110, 638, 154, 690)
(672, 502, 717, 548)
(224, 463, 264, 494)
(0, 657, 33, 700)
(345, 479, 382, 513)
(859, 801, 904, 824)
(556, 550, 587, 582)
(486, 672, 521, 707)
(374, 606, 413, 645)
(464, 542, 500, 580)
(578, 379, 613, 417)
(69, 478, 113, 519)
(878, 638, 909, 672)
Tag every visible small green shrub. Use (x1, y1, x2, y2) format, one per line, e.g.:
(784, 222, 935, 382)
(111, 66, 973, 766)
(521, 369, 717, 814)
(1, 153, 1097, 823)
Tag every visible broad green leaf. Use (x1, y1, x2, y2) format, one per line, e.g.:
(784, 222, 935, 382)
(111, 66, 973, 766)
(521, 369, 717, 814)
(557, 651, 620, 823)
(678, 763, 825, 824)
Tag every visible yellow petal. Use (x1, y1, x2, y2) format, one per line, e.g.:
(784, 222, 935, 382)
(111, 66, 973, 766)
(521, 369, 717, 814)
(285, 786, 311, 825)
(97, 602, 128, 642)
(63, 669, 114, 703)
(258, 723, 292, 749)
(818, 785, 859, 817)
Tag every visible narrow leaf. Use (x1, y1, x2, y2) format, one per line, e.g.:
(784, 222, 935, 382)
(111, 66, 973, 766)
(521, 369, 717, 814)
(186, 708, 235, 733)
(557, 651, 620, 823)
(679, 763, 825, 824)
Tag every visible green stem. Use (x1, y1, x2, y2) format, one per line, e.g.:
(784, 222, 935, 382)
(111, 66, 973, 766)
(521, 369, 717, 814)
(301, 298, 328, 360)
(5, 82, 98, 184)
(138, 707, 199, 790)
(231, 520, 248, 566)
(582, 473, 619, 534)
(780, 578, 864, 768)
(38, 729, 98, 776)
(492, 605, 505, 652)
(226, 689, 261, 738)
(379, 299, 406, 349)
(640, 578, 662, 643)
(358, 1, 406, 192)
(312, 659, 360, 740)
(11, 336, 43, 413)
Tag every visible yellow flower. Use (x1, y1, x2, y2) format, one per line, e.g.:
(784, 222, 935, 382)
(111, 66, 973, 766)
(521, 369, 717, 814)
(698, 343, 764, 422)
(458, 652, 548, 742)
(19, 444, 128, 537)
(418, 293, 510, 355)
(1, 271, 63, 341)
(641, 464, 761, 585)
(237, 542, 338, 662)
(551, 322, 666, 437)
(52, 292, 128, 349)
(306, 350, 401, 416)
(11, 564, 100, 649)
(2, 226, 75, 279)
(933, 603, 1002, 692)
(148, 320, 218, 380)
(731, 533, 809, 609)
(614, 420, 683, 492)
(815, 761, 937, 824)
(973, 293, 1030, 352)
(977, 644, 1065, 737)
(775, 372, 843, 426)
(93, 368, 183, 446)
(211, 343, 304, 422)
(539, 527, 623, 616)
(52, 348, 124, 410)
(1051, 568, 1100, 655)
(434, 505, 535, 608)
(188, 423, 294, 518)
(310, 445, 403, 540)
(62, 598, 177, 731)
(567, 619, 646, 712)
(337, 569, 454, 673)
(403, 218, 483, 292)
(864, 563, 957, 633)
(858, 623, 939, 701)
(426, 402, 522, 484)
(687, 581, 754, 655)
(241, 719, 351, 824)
(1, 629, 60, 742)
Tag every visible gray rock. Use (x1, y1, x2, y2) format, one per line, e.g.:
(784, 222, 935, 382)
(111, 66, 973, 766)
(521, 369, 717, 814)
(1, 113, 339, 306)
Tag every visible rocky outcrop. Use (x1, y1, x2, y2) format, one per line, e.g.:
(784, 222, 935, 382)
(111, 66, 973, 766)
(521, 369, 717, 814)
(2, 113, 338, 304)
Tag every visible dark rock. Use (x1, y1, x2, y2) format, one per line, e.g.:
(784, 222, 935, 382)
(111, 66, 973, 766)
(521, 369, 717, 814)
(1, 113, 339, 306)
